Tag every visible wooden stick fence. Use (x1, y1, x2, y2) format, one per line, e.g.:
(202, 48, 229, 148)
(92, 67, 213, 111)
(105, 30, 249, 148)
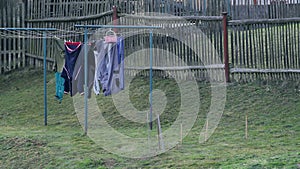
(228, 17, 300, 82)
(1, 1, 300, 83)
(119, 14, 225, 81)
(23, 0, 300, 20)
(0, 2, 25, 74)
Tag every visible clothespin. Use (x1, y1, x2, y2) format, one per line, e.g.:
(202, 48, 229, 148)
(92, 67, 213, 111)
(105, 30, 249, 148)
(88, 40, 96, 46)
(104, 28, 117, 43)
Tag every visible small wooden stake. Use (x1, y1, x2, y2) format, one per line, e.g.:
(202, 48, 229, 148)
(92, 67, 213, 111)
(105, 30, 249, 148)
(180, 123, 183, 145)
(245, 113, 248, 139)
(205, 119, 208, 142)
(157, 123, 161, 150)
(157, 115, 164, 151)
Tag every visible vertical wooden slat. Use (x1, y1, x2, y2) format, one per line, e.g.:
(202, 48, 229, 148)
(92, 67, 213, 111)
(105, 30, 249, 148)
(46, 0, 49, 17)
(199, 26, 204, 81)
(268, 24, 273, 71)
(283, 22, 287, 79)
(233, 24, 238, 80)
(222, 13, 229, 82)
(176, 20, 186, 79)
(293, 22, 297, 71)
(272, 23, 278, 80)
(38, 0, 41, 19)
(27, 2, 31, 67)
(194, 20, 199, 80)
(287, 22, 292, 74)
(259, 22, 265, 80)
(297, 20, 299, 80)
(288, 22, 293, 72)
(196, 22, 200, 80)
(237, 24, 242, 80)
(0, 5, 3, 74)
(292, 3, 296, 77)
(189, 21, 193, 80)
(284, 23, 289, 70)
(194, 21, 204, 80)
(162, 22, 166, 78)
(166, 20, 171, 78)
(280, 23, 285, 72)
(177, 21, 182, 79)
(275, 23, 280, 75)
(186, 22, 190, 75)
(21, 1, 31, 67)
(7, 5, 12, 71)
(206, 21, 211, 81)
(213, 21, 218, 81)
(266, 22, 271, 80)
(230, 23, 234, 81)
(273, 22, 278, 79)
(12, 6, 16, 70)
(33, 0, 37, 19)
(171, 20, 175, 78)
(166, 20, 170, 78)
(255, 23, 260, 80)
(64, 0, 68, 18)
(17, 3, 21, 68)
(257, 23, 262, 70)
(180, 21, 184, 80)
(27, 0, 30, 20)
(248, 25, 252, 74)
(202, 25, 206, 81)
(245, 24, 249, 70)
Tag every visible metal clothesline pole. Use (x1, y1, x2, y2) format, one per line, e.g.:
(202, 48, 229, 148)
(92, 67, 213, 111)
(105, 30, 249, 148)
(74, 25, 161, 135)
(149, 30, 153, 130)
(0, 27, 57, 126)
(84, 27, 89, 135)
(43, 31, 48, 126)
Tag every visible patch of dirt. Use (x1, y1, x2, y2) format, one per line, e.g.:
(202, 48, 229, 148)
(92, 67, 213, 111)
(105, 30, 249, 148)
(4, 137, 47, 149)
(104, 158, 117, 168)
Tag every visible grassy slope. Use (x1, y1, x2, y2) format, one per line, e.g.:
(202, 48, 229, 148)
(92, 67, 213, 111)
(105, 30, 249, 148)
(0, 68, 299, 169)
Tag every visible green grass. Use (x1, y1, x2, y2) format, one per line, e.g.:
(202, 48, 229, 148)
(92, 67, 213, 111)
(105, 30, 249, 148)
(0, 68, 299, 168)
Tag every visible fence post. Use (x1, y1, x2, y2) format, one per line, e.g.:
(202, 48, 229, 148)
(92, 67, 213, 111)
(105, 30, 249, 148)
(222, 12, 230, 83)
(113, 6, 118, 33)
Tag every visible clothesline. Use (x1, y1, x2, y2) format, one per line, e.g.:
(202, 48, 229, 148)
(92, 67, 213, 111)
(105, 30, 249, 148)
(0, 27, 158, 39)
(0, 25, 165, 151)
(0, 29, 83, 39)
(0, 26, 162, 143)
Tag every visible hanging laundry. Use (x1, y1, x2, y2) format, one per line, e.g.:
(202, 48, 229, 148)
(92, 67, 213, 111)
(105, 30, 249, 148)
(61, 41, 82, 96)
(72, 43, 96, 98)
(94, 37, 124, 96)
(55, 72, 65, 103)
(52, 38, 65, 72)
